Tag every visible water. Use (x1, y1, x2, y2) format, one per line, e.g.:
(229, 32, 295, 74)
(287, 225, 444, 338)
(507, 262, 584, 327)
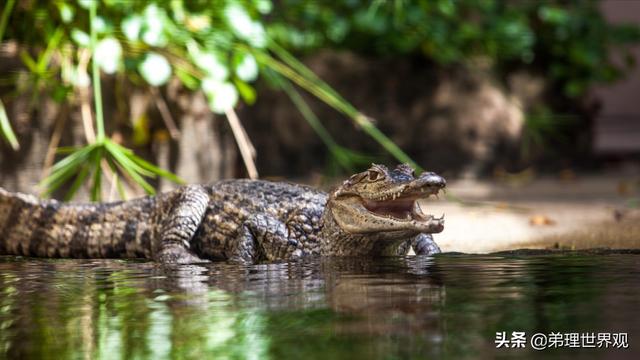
(0, 253, 638, 359)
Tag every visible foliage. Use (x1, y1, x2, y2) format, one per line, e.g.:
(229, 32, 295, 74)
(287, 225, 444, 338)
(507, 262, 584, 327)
(0, 0, 19, 151)
(41, 2, 184, 201)
(0, 0, 418, 200)
(1, 0, 639, 197)
(269, 0, 640, 98)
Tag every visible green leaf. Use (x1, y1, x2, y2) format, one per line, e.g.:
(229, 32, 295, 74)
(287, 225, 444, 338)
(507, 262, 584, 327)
(175, 67, 199, 90)
(127, 152, 184, 184)
(105, 146, 156, 194)
(92, 16, 109, 34)
(55, 146, 83, 154)
(51, 84, 72, 103)
(114, 174, 127, 201)
(95, 37, 122, 74)
(233, 52, 258, 82)
(77, 0, 92, 10)
(90, 159, 102, 201)
(57, 2, 75, 23)
(138, 53, 172, 86)
(132, 113, 150, 146)
(202, 78, 238, 114)
(19, 50, 38, 73)
(106, 158, 128, 200)
(187, 42, 229, 80)
(225, 4, 266, 47)
(122, 15, 143, 41)
(104, 140, 156, 178)
(0, 0, 16, 46)
(225, 4, 253, 38)
(538, 6, 569, 25)
(254, 0, 273, 14)
(47, 144, 95, 178)
(36, 28, 64, 74)
(141, 4, 167, 46)
(197, 53, 228, 80)
(41, 146, 94, 196)
(89, 1, 105, 141)
(42, 146, 94, 184)
(71, 29, 90, 47)
(63, 163, 90, 201)
(120, 165, 155, 195)
(0, 99, 19, 150)
(234, 79, 257, 105)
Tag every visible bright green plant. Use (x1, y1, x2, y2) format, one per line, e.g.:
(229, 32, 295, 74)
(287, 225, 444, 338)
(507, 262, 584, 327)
(41, 1, 182, 201)
(0, 0, 418, 200)
(0, 0, 19, 151)
(2, 0, 639, 199)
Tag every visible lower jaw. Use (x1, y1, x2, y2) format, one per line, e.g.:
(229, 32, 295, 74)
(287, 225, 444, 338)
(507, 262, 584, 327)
(322, 235, 416, 256)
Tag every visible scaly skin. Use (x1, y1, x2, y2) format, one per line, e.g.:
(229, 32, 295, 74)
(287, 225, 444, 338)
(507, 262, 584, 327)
(0, 164, 446, 264)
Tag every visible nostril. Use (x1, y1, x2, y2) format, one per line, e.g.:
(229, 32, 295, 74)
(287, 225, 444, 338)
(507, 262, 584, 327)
(429, 177, 446, 188)
(428, 176, 445, 186)
(419, 173, 446, 188)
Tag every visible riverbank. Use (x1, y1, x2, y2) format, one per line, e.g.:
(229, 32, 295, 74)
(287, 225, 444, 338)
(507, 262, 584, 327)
(423, 172, 640, 253)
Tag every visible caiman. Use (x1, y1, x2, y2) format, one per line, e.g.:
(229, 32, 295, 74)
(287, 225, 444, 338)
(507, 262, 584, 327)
(0, 164, 446, 264)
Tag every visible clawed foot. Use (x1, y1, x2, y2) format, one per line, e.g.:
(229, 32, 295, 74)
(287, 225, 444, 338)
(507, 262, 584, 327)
(157, 245, 211, 265)
(413, 234, 442, 256)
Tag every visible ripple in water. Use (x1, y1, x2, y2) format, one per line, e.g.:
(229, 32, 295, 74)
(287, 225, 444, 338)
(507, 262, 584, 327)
(0, 253, 638, 359)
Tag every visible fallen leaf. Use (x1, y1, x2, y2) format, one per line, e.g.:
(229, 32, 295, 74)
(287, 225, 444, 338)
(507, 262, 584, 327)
(529, 214, 556, 226)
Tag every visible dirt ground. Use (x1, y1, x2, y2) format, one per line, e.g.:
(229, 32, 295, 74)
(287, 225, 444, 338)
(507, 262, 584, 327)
(422, 172, 640, 253)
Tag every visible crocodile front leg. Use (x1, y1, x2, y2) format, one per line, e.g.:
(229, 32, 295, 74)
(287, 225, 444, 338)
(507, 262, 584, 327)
(396, 233, 441, 256)
(156, 185, 210, 264)
(411, 233, 441, 255)
(227, 213, 300, 264)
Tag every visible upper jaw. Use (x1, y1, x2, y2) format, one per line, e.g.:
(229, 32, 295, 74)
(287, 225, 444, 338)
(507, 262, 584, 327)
(367, 173, 446, 202)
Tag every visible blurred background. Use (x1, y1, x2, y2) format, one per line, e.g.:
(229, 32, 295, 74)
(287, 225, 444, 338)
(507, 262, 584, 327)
(0, 0, 639, 250)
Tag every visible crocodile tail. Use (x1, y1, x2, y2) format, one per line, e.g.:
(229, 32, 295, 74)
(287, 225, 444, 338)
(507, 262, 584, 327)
(0, 187, 52, 256)
(0, 188, 158, 259)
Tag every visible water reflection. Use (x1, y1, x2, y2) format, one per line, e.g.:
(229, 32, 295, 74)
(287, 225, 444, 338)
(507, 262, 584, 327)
(0, 254, 638, 359)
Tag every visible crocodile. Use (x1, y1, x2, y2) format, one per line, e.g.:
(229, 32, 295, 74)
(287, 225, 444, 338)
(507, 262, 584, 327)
(0, 164, 446, 264)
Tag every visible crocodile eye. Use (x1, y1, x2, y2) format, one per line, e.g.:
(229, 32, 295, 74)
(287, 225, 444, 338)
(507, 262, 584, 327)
(368, 171, 381, 181)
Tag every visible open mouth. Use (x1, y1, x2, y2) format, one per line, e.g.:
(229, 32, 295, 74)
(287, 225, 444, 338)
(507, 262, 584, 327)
(361, 189, 444, 222)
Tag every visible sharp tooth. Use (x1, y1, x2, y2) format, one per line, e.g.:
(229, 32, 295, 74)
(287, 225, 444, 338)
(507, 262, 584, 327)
(414, 201, 423, 214)
(435, 193, 439, 200)
(406, 213, 411, 220)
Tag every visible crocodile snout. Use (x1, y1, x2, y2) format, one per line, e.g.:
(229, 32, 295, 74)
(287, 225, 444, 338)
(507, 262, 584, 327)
(412, 172, 446, 190)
